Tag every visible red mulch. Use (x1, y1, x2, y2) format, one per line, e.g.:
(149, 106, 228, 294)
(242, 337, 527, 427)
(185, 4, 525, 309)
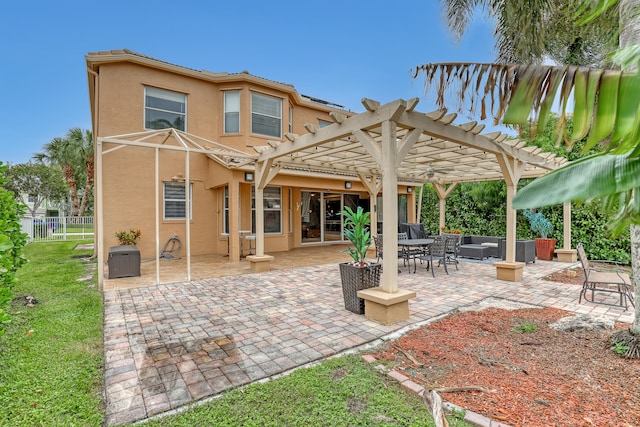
(368, 267, 640, 427)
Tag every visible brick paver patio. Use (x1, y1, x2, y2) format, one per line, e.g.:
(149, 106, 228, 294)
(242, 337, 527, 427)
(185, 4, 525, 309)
(103, 259, 634, 425)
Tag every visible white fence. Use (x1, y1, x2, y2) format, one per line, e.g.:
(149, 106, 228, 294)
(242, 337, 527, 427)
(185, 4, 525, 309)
(21, 216, 94, 242)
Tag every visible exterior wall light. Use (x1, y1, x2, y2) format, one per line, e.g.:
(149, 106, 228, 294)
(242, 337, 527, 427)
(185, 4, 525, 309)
(244, 172, 254, 182)
(407, 186, 413, 193)
(344, 181, 352, 189)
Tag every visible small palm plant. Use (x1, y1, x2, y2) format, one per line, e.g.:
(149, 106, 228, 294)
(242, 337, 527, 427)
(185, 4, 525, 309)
(341, 206, 371, 266)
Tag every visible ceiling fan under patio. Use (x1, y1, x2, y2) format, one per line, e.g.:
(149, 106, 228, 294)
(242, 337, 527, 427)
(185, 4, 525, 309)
(420, 163, 453, 180)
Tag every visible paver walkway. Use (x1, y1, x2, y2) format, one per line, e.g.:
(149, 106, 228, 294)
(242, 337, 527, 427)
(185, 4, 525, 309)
(103, 259, 634, 425)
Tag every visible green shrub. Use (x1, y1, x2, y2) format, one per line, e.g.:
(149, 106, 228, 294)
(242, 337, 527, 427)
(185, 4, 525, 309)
(419, 180, 631, 264)
(0, 162, 28, 336)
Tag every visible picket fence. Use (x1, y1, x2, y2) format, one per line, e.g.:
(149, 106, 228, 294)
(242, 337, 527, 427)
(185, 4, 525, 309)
(20, 216, 94, 242)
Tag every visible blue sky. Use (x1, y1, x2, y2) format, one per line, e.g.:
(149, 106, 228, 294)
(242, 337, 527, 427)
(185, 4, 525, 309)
(0, 0, 496, 165)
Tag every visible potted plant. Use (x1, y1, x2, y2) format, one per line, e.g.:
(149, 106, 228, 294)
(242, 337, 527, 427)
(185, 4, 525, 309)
(523, 210, 556, 261)
(339, 206, 381, 314)
(109, 228, 142, 279)
(114, 228, 141, 246)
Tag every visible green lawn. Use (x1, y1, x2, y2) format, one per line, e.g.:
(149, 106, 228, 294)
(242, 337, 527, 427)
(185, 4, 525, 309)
(0, 241, 469, 427)
(137, 354, 469, 427)
(0, 241, 104, 426)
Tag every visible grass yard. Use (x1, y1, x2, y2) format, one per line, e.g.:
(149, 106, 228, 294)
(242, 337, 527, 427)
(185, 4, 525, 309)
(0, 241, 469, 427)
(136, 354, 469, 427)
(0, 241, 104, 426)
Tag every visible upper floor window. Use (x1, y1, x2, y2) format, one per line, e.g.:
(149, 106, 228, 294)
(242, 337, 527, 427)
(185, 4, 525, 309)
(251, 93, 281, 138)
(224, 91, 240, 133)
(288, 106, 293, 133)
(145, 87, 186, 131)
(318, 119, 331, 128)
(164, 182, 192, 220)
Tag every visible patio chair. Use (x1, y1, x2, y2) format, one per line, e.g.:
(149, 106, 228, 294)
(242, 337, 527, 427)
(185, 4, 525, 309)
(422, 236, 448, 277)
(442, 234, 461, 270)
(576, 243, 634, 310)
(374, 234, 403, 272)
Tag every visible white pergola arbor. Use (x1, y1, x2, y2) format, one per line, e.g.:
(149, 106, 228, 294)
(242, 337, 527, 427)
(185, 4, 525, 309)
(96, 128, 256, 289)
(247, 97, 568, 282)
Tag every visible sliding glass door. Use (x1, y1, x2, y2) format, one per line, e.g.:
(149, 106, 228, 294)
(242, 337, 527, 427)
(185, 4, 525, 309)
(301, 191, 363, 244)
(324, 193, 342, 241)
(301, 191, 321, 243)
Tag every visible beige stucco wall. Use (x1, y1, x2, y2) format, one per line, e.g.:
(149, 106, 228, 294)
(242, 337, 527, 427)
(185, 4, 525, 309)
(102, 145, 219, 259)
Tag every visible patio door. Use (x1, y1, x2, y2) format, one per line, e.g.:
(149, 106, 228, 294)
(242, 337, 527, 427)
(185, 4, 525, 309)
(301, 191, 361, 244)
(301, 191, 321, 243)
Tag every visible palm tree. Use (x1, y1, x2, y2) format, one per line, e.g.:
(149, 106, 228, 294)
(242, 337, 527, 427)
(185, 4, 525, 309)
(34, 136, 80, 216)
(67, 128, 94, 216)
(34, 127, 94, 217)
(441, 0, 617, 65)
(421, 0, 640, 356)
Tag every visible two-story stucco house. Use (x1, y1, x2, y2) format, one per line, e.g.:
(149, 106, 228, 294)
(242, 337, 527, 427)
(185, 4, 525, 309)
(86, 50, 415, 278)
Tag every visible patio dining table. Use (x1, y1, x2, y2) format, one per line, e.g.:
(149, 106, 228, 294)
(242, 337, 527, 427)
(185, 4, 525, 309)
(398, 238, 434, 273)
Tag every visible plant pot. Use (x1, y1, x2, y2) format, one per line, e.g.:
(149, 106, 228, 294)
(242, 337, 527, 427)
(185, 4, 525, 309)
(534, 238, 556, 261)
(339, 262, 381, 314)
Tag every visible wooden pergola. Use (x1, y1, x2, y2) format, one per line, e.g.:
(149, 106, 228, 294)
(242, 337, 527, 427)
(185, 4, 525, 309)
(244, 97, 569, 322)
(97, 97, 571, 315)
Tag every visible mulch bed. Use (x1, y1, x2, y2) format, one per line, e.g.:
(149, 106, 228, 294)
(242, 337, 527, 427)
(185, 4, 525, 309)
(367, 266, 640, 426)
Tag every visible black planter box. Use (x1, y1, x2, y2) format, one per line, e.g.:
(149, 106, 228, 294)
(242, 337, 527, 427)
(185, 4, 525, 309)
(339, 262, 381, 314)
(108, 245, 141, 279)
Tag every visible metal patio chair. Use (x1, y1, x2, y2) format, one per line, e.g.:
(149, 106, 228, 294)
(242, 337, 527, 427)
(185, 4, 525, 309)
(422, 236, 448, 277)
(577, 243, 634, 310)
(442, 234, 461, 271)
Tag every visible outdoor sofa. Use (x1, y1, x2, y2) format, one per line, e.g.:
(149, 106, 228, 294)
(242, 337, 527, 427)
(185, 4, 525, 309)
(458, 235, 505, 259)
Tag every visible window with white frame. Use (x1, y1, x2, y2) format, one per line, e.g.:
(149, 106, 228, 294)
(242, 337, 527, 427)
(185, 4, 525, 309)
(164, 182, 192, 219)
(251, 93, 281, 138)
(145, 87, 186, 131)
(224, 91, 240, 133)
(251, 186, 281, 233)
(288, 105, 293, 133)
(223, 185, 229, 234)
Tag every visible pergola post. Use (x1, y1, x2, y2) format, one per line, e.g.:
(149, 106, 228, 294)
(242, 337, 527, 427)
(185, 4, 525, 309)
(432, 183, 457, 234)
(228, 180, 241, 262)
(358, 118, 415, 325)
(556, 201, 577, 262)
(358, 174, 381, 238)
(380, 120, 399, 293)
(96, 138, 104, 290)
(247, 161, 274, 272)
(494, 154, 525, 281)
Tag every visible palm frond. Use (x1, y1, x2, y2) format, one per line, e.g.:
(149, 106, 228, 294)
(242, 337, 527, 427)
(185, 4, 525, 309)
(413, 62, 640, 155)
(512, 153, 640, 209)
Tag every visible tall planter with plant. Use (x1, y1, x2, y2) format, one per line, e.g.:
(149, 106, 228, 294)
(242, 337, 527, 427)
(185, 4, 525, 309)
(339, 206, 381, 314)
(523, 210, 556, 261)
